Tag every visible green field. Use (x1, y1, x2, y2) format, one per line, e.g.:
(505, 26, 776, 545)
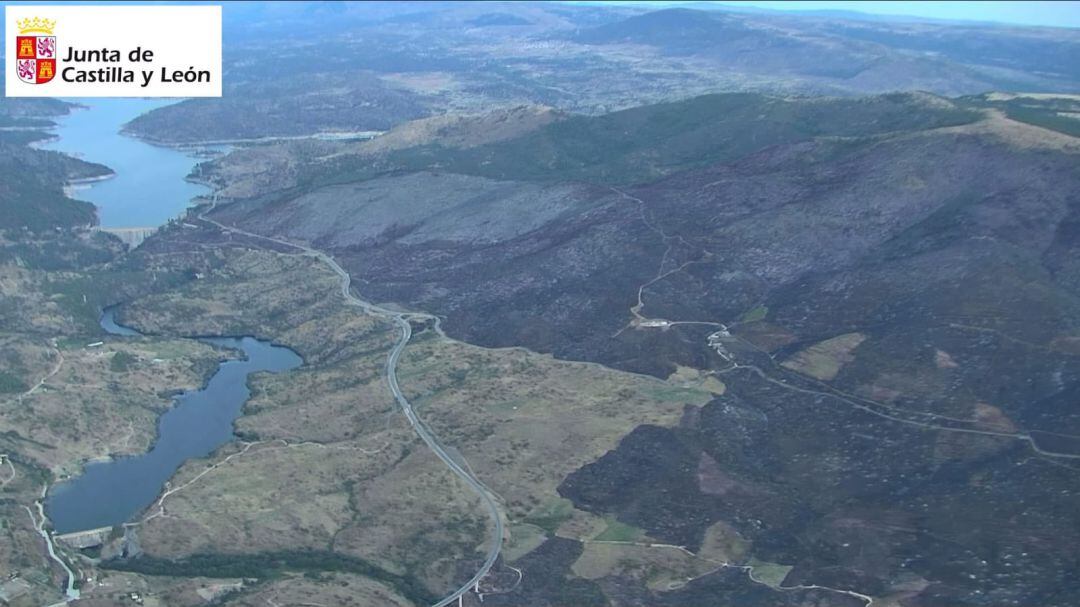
(593, 517, 645, 542)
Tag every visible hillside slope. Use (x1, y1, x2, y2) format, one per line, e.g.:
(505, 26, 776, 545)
(206, 91, 1080, 606)
(0, 99, 112, 231)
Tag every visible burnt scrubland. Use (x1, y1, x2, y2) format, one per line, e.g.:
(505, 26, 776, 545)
(210, 91, 1005, 376)
(194, 90, 1080, 606)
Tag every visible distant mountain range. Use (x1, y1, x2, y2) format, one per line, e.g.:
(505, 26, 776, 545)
(572, 8, 1080, 92)
(124, 3, 1080, 145)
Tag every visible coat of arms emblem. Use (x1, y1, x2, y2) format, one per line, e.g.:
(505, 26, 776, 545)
(15, 17, 57, 84)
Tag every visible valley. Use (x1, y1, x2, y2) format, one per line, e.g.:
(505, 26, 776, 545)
(1, 4, 1079, 607)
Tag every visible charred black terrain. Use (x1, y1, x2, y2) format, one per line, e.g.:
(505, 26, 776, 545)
(203, 90, 1080, 605)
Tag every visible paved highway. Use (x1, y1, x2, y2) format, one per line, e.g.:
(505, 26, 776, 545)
(199, 202, 503, 607)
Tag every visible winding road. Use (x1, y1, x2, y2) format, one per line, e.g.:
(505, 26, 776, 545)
(25, 486, 80, 605)
(198, 201, 503, 607)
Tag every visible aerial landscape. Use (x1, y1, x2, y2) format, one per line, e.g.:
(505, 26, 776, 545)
(1, 1, 1080, 606)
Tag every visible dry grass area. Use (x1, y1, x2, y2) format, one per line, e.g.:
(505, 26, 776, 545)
(533, 505, 737, 591)
(205, 105, 562, 199)
(236, 336, 396, 445)
(667, 365, 726, 396)
(398, 335, 714, 520)
(0, 335, 223, 477)
(572, 542, 718, 590)
(972, 402, 1017, 433)
(122, 250, 492, 596)
(747, 557, 794, 588)
(352, 105, 563, 154)
(984, 92, 1080, 102)
(109, 244, 719, 601)
(228, 572, 413, 607)
(136, 432, 491, 594)
(940, 109, 1080, 152)
(503, 523, 548, 562)
(124, 249, 397, 366)
(74, 572, 237, 606)
(0, 266, 85, 334)
(0, 456, 67, 606)
(0, 334, 56, 400)
(128, 433, 440, 588)
(781, 332, 867, 381)
(698, 520, 750, 564)
(139, 441, 364, 557)
(734, 322, 799, 352)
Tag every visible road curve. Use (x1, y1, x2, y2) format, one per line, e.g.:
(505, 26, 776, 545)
(387, 316, 505, 607)
(198, 203, 503, 607)
(25, 488, 80, 605)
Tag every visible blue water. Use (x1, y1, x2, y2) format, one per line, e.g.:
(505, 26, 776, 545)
(45, 308, 302, 534)
(38, 98, 212, 228)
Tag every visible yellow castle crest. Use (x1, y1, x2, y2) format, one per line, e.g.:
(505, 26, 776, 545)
(14, 16, 58, 84)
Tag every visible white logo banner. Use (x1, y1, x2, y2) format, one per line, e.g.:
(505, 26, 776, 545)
(5, 5, 221, 98)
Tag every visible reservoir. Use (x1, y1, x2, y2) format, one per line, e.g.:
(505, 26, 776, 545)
(46, 309, 302, 534)
(39, 98, 299, 535)
(38, 98, 212, 228)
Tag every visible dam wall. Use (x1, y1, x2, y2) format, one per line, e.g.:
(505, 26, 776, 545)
(97, 226, 157, 249)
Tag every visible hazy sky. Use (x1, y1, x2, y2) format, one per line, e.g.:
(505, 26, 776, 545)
(701, 1, 1080, 28)
(4, 0, 1078, 28)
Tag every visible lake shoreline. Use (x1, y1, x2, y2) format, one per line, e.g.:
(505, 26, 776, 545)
(38, 99, 213, 229)
(120, 126, 383, 148)
(46, 306, 302, 534)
